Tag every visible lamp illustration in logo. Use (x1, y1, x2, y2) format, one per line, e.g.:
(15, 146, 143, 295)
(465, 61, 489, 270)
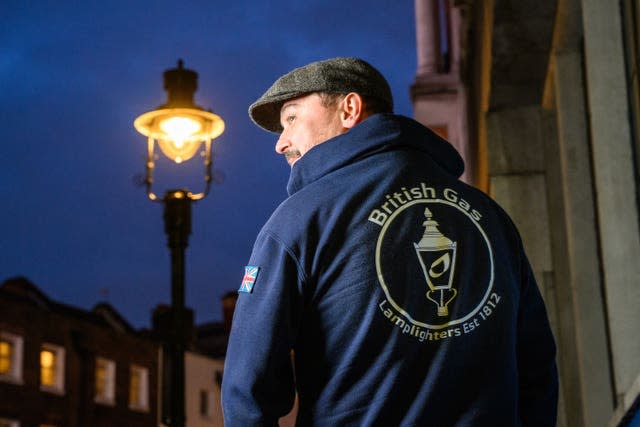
(414, 208, 458, 316)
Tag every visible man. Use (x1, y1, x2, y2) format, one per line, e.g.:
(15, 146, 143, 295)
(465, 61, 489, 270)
(222, 57, 558, 426)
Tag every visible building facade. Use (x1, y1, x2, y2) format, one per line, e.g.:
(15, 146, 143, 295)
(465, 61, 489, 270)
(412, 0, 640, 425)
(0, 277, 159, 427)
(182, 352, 224, 427)
(0, 278, 232, 427)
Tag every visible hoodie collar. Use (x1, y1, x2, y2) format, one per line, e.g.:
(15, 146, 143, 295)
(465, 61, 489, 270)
(286, 114, 464, 196)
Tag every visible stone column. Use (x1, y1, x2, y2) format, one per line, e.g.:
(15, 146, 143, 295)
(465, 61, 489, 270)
(582, 0, 640, 400)
(485, 106, 552, 287)
(550, 50, 614, 427)
(415, 0, 439, 75)
(449, 4, 461, 74)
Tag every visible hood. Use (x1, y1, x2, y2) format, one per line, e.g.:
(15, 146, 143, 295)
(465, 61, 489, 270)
(286, 114, 464, 195)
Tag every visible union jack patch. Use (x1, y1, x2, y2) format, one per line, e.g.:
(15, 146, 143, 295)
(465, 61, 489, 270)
(239, 266, 260, 293)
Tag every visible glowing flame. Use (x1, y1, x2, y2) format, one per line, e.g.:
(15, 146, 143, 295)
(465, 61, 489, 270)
(159, 116, 201, 143)
(157, 116, 203, 163)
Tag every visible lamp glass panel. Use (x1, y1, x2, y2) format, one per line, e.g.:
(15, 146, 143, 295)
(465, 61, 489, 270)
(157, 138, 201, 163)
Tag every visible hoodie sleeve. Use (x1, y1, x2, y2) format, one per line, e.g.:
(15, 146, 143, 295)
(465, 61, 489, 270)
(516, 249, 559, 426)
(222, 230, 303, 426)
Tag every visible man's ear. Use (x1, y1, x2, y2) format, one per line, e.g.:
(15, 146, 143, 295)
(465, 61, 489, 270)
(339, 92, 367, 129)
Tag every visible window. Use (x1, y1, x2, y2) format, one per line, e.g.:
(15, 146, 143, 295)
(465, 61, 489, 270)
(0, 332, 23, 384)
(199, 389, 215, 418)
(0, 418, 19, 427)
(94, 357, 116, 405)
(129, 364, 149, 411)
(0, 341, 11, 373)
(40, 344, 65, 394)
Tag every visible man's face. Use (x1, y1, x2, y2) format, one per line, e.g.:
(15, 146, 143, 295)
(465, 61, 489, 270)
(276, 93, 345, 167)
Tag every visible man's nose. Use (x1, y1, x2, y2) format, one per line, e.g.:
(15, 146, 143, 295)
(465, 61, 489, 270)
(275, 133, 290, 154)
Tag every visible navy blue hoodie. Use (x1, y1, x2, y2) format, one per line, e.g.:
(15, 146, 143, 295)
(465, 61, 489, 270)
(222, 114, 558, 426)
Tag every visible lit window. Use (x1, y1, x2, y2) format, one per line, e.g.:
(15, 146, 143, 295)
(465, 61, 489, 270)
(0, 341, 11, 373)
(94, 357, 116, 405)
(129, 364, 149, 411)
(41, 350, 55, 385)
(40, 344, 65, 393)
(199, 389, 215, 418)
(0, 418, 19, 427)
(0, 332, 23, 384)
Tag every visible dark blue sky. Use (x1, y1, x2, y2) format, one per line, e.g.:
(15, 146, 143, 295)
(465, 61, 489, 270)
(1, 1, 417, 328)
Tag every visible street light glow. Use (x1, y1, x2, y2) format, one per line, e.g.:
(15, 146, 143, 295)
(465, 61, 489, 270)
(134, 108, 224, 165)
(157, 115, 204, 163)
(159, 116, 202, 144)
(133, 60, 224, 185)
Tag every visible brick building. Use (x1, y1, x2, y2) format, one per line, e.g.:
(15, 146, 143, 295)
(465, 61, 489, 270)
(0, 277, 159, 427)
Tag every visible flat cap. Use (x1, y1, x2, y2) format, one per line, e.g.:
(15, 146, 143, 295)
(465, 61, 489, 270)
(249, 57, 393, 133)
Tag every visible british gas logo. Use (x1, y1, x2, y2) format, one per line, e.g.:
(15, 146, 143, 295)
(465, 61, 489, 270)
(369, 182, 498, 343)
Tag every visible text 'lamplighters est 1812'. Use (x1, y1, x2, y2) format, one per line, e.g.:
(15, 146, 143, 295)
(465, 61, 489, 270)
(133, 60, 225, 427)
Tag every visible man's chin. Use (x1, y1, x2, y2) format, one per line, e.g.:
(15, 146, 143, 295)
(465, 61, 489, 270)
(285, 154, 301, 167)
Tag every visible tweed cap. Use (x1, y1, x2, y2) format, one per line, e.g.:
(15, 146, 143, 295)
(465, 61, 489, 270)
(249, 57, 393, 133)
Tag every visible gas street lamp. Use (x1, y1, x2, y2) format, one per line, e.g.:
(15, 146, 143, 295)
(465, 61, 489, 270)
(134, 60, 224, 427)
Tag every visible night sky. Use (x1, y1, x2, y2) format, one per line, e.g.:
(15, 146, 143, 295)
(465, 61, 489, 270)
(1, 1, 417, 328)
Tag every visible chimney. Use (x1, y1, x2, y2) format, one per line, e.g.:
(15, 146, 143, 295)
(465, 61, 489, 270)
(221, 291, 238, 333)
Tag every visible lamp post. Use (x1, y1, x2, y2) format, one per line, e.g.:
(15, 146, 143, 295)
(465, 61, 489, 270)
(134, 60, 224, 427)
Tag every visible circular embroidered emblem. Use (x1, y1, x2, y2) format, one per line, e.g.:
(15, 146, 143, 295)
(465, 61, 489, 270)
(375, 199, 493, 330)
